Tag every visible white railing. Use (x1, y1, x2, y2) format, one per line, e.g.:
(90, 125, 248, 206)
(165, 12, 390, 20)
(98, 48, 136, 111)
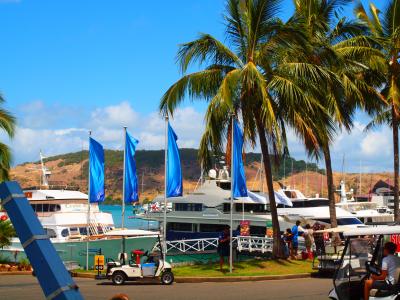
(236, 236, 274, 253)
(154, 236, 304, 254)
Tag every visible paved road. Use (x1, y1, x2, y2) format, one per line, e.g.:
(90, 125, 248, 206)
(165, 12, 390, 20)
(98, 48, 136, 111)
(0, 275, 332, 300)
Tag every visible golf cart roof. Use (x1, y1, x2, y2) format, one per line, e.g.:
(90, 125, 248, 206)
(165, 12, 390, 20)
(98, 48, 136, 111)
(343, 225, 400, 237)
(104, 229, 160, 237)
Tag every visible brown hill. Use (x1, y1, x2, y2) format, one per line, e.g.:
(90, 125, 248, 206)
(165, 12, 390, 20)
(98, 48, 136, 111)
(10, 149, 394, 203)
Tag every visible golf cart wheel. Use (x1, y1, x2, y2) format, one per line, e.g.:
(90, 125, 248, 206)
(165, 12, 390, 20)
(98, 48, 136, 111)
(112, 272, 126, 285)
(161, 271, 174, 285)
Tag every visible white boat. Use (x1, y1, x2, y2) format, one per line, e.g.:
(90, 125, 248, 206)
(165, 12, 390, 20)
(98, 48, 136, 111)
(0, 153, 157, 268)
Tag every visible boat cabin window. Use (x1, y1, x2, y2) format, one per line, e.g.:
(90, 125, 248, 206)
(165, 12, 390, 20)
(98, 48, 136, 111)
(31, 204, 61, 213)
(69, 227, 80, 235)
(199, 223, 227, 232)
(44, 228, 57, 238)
(216, 181, 231, 190)
(234, 203, 269, 213)
(174, 203, 203, 212)
(277, 199, 329, 208)
(61, 229, 69, 237)
(314, 217, 363, 225)
(79, 227, 88, 235)
(167, 222, 195, 232)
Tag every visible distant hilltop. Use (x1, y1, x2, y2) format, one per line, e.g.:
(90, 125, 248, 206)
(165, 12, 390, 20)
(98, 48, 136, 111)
(10, 149, 391, 204)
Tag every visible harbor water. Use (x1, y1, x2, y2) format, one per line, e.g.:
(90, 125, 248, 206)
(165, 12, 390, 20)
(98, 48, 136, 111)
(99, 204, 159, 230)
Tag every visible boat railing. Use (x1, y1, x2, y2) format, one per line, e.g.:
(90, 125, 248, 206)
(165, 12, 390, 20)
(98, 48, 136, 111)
(153, 236, 302, 254)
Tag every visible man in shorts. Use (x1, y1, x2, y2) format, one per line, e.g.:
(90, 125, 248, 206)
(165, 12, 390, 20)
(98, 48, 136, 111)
(364, 241, 400, 300)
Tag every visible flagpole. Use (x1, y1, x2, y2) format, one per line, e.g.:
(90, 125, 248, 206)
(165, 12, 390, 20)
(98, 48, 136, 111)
(163, 115, 169, 258)
(86, 130, 92, 271)
(122, 126, 127, 230)
(230, 114, 234, 274)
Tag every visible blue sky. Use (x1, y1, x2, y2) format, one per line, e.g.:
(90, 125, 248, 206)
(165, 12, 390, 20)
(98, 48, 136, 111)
(0, 0, 392, 173)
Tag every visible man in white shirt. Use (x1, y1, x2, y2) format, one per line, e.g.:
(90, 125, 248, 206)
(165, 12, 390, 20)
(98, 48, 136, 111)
(364, 242, 400, 300)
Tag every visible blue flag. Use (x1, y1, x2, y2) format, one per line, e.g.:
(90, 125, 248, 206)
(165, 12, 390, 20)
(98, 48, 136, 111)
(124, 132, 139, 203)
(89, 137, 105, 203)
(166, 123, 183, 197)
(233, 120, 248, 198)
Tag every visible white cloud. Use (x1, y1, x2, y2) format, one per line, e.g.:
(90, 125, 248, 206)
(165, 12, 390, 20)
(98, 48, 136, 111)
(9, 101, 205, 165)
(8, 100, 396, 172)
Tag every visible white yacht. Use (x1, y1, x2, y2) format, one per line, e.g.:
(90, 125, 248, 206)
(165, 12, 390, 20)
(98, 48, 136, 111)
(143, 168, 364, 240)
(334, 180, 393, 224)
(276, 183, 393, 226)
(0, 153, 157, 268)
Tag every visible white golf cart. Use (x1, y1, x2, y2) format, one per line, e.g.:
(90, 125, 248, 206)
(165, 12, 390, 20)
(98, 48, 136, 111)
(103, 230, 174, 285)
(329, 226, 400, 300)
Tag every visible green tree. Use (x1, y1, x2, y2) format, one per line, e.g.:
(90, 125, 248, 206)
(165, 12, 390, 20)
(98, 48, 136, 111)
(289, 0, 383, 227)
(0, 220, 15, 249)
(356, 0, 400, 221)
(0, 93, 15, 181)
(160, 0, 324, 257)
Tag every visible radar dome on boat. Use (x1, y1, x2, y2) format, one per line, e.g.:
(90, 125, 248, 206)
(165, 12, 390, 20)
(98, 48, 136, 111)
(208, 169, 217, 179)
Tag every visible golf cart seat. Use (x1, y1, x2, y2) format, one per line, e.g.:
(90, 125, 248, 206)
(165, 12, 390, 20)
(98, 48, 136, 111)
(370, 266, 400, 298)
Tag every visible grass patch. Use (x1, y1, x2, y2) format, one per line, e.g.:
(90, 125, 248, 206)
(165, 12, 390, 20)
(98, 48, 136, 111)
(173, 259, 314, 277)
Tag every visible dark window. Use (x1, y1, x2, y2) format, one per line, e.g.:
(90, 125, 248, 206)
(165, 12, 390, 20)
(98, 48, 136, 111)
(79, 227, 88, 235)
(314, 218, 363, 225)
(277, 199, 329, 208)
(199, 223, 227, 233)
(167, 222, 193, 232)
(174, 203, 202, 212)
(42, 204, 49, 212)
(44, 228, 57, 238)
(217, 181, 231, 190)
(234, 204, 269, 213)
(337, 218, 363, 225)
(61, 229, 69, 237)
(223, 203, 230, 212)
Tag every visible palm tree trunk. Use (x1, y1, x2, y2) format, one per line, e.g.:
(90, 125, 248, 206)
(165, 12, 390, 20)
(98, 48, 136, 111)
(392, 104, 400, 222)
(255, 116, 283, 258)
(322, 144, 338, 228)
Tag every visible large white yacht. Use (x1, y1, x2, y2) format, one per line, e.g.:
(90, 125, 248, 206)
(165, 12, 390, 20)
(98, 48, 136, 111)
(0, 153, 157, 268)
(143, 168, 364, 240)
(277, 182, 393, 225)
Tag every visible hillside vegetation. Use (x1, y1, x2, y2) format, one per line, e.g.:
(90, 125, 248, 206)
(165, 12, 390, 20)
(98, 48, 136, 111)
(11, 149, 388, 204)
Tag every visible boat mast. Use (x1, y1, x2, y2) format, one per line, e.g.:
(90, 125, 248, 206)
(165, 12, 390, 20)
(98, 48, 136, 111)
(86, 130, 91, 271)
(39, 150, 50, 188)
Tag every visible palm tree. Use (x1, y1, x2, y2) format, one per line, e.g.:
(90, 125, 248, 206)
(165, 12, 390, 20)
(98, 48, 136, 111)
(160, 0, 327, 257)
(0, 220, 15, 249)
(356, 1, 400, 221)
(0, 93, 15, 182)
(289, 0, 384, 227)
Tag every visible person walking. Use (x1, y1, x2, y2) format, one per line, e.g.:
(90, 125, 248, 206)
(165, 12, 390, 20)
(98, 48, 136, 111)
(218, 226, 231, 272)
(303, 224, 315, 259)
(291, 221, 302, 259)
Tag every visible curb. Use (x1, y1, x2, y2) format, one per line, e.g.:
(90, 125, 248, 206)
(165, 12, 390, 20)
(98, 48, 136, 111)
(175, 273, 311, 283)
(0, 271, 32, 275)
(71, 272, 312, 282)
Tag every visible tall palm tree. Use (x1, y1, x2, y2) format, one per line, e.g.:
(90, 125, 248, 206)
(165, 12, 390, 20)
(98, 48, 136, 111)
(289, 0, 384, 227)
(356, 0, 400, 221)
(160, 0, 327, 257)
(0, 93, 15, 182)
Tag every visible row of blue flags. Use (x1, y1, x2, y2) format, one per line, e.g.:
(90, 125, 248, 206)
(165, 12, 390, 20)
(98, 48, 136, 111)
(89, 118, 248, 203)
(88, 122, 184, 203)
